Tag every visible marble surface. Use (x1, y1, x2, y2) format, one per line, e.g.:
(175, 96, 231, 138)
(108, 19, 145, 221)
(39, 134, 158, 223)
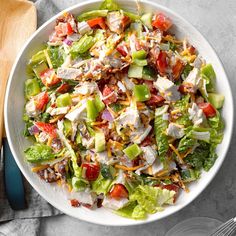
(39, 1, 236, 235)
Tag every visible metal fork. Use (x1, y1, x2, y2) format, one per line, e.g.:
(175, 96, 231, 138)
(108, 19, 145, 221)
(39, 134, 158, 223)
(210, 217, 236, 236)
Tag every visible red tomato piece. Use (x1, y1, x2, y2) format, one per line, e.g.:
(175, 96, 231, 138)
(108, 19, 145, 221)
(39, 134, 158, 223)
(82, 163, 100, 181)
(35, 122, 57, 138)
(172, 59, 184, 80)
(152, 13, 172, 31)
(198, 102, 216, 118)
(102, 86, 117, 105)
(109, 184, 129, 200)
(87, 17, 106, 29)
(188, 45, 196, 55)
(66, 23, 74, 35)
(55, 22, 74, 37)
(40, 69, 61, 87)
(146, 94, 165, 107)
(116, 44, 128, 57)
(156, 51, 168, 75)
(56, 83, 71, 94)
(70, 199, 80, 207)
(35, 92, 49, 111)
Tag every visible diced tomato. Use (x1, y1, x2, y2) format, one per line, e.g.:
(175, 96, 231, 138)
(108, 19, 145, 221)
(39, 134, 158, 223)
(66, 23, 74, 35)
(70, 199, 80, 207)
(55, 22, 74, 37)
(116, 44, 128, 57)
(172, 59, 184, 80)
(109, 184, 129, 200)
(132, 157, 141, 166)
(156, 51, 168, 75)
(56, 83, 71, 94)
(152, 13, 172, 31)
(87, 17, 106, 29)
(188, 45, 196, 55)
(162, 184, 179, 203)
(35, 122, 57, 138)
(102, 86, 117, 105)
(146, 94, 165, 106)
(198, 102, 216, 118)
(40, 69, 61, 87)
(81, 163, 100, 181)
(35, 92, 49, 111)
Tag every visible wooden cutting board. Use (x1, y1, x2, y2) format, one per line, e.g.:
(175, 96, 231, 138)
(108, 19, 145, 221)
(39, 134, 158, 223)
(0, 0, 37, 147)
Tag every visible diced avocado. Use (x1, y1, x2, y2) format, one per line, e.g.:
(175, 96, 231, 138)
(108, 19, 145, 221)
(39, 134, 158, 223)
(141, 13, 153, 30)
(133, 84, 151, 102)
(208, 93, 225, 109)
(128, 64, 143, 78)
(94, 95, 105, 112)
(87, 99, 99, 122)
(132, 50, 147, 60)
(32, 61, 48, 78)
(201, 64, 216, 92)
(24, 78, 41, 99)
(95, 131, 106, 152)
(142, 66, 155, 80)
(123, 143, 142, 160)
(63, 119, 72, 137)
(29, 50, 47, 66)
(56, 93, 72, 107)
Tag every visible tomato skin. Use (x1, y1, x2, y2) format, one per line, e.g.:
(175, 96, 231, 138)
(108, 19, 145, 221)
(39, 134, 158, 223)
(110, 184, 129, 200)
(40, 69, 61, 87)
(152, 13, 172, 31)
(70, 199, 80, 207)
(82, 163, 100, 181)
(35, 122, 57, 138)
(172, 59, 184, 80)
(146, 94, 165, 107)
(56, 83, 71, 94)
(116, 45, 128, 57)
(87, 17, 106, 29)
(102, 86, 117, 105)
(35, 92, 49, 111)
(156, 51, 168, 75)
(198, 102, 216, 118)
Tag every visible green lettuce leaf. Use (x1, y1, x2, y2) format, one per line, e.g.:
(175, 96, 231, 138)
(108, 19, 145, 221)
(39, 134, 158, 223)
(154, 107, 169, 159)
(72, 176, 89, 191)
(24, 144, 54, 163)
(100, 0, 120, 11)
(92, 174, 113, 194)
(178, 135, 197, 153)
(47, 46, 65, 69)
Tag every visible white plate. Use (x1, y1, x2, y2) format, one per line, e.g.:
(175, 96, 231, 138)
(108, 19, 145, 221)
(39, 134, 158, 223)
(4, 0, 234, 226)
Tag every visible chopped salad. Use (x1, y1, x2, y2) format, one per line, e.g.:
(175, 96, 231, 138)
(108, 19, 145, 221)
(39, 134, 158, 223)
(23, 0, 225, 219)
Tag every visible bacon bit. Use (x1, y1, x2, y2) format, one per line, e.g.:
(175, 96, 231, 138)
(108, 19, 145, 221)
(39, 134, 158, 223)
(70, 199, 81, 207)
(172, 59, 184, 80)
(115, 164, 144, 171)
(82, 203, 92, 209)
(188, 45, 196, 55)
(31, 165, 49, 172)
(169, 144, 184, 164)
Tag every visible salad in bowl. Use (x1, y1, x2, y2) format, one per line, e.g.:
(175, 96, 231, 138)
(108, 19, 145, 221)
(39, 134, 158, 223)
(22, 0, 225, 220)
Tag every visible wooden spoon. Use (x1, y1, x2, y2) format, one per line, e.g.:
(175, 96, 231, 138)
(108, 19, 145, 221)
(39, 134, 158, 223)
(0, 0, 37, 147)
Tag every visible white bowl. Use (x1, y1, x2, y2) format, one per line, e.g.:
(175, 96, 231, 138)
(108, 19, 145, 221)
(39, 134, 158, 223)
(4, 0, 234, 226)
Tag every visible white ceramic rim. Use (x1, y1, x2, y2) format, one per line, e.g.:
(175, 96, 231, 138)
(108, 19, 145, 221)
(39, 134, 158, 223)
(4, 0, 234, 226)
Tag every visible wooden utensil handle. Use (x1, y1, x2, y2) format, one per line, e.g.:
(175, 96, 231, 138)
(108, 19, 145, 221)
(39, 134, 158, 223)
(0, 60, 13, 147)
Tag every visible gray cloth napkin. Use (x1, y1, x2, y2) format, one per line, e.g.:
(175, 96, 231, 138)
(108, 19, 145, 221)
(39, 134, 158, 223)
(0, 0, 82, 235)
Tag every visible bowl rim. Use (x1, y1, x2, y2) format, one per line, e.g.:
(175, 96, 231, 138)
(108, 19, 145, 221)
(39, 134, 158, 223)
(4, 0, 234, 226)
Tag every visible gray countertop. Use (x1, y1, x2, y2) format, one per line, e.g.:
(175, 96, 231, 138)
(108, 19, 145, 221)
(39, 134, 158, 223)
(40, 1, 236, 235)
